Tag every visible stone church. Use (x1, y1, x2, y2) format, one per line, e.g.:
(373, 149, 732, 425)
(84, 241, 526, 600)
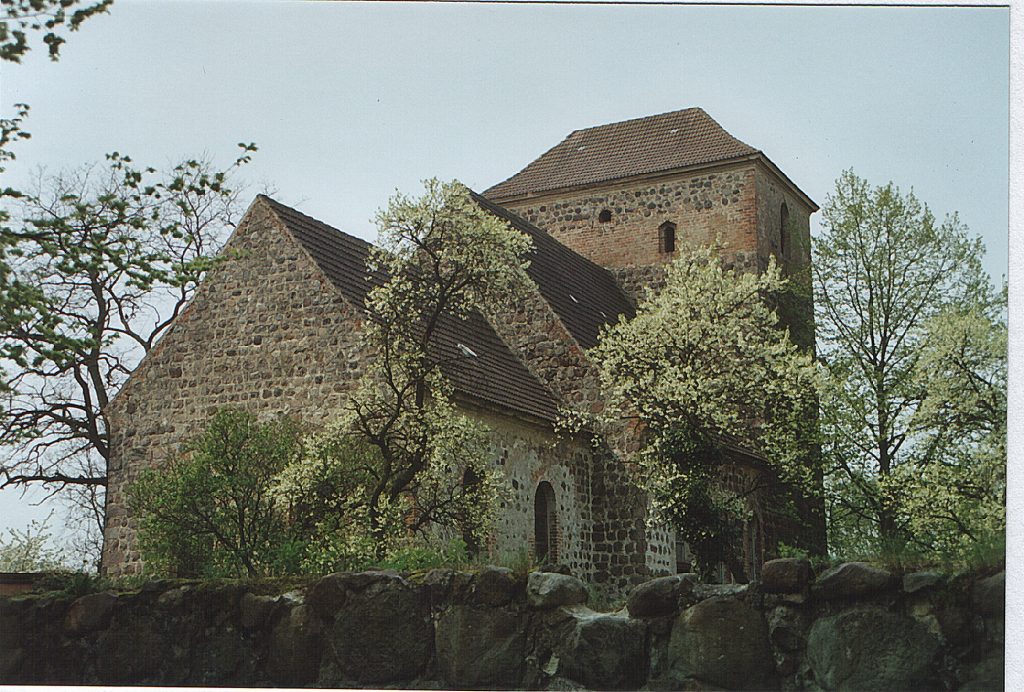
(100, 108, 821, 589)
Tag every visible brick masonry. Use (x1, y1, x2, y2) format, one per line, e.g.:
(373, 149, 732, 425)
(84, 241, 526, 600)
(500, 163, 762, 272)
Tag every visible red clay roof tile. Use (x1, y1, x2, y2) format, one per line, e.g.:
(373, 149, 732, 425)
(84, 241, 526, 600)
(485, 108, 758, 200)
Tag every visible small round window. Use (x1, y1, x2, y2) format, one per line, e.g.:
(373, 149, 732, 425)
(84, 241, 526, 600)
(598, 209, 612, 223)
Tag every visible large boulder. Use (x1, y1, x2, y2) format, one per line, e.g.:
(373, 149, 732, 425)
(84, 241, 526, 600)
(761, 558, 812, 594)
(767, 605, 808, 653)
(806, 606, 942, 690)
(812, 561, 893, 600)
(560, 612, 647, 690)
(626, 574, 697, 617)
(972, 571, 1004, 617)
(308, 569, 405, 615)
(436, 605, 525, 688)
(264, 604, 322, 685)
(238, 592, 277, 630)
(190, 629, 251, 685)
(324, 577, 432, 683)
(94, 618, 168, 684)
(903, 571, 944, 595)
(693, 582, 749, 601)
(527, 572, 588, 608)
(666, 596, 775, 690)
(470, 566, 519, 607)
(63, 591, 118, 635)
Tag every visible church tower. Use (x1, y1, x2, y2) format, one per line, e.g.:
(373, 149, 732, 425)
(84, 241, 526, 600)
(486, 108, 825, 571)
(484, 107, 817, 348)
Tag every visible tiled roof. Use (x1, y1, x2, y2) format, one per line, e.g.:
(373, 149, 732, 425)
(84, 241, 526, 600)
(259, 195, 561, 422)
(471, 192, 634, 349)
(485, 108, 759, 200)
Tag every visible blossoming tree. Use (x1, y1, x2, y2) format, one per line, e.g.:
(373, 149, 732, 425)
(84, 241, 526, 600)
(584, 247, 821, 580)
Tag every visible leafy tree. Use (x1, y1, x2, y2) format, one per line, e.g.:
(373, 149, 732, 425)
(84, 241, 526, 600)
(584, 246, 820, 581)
(893, 300, 1006, 560)
(276, 179, 530, 562)
(129, 409, 304, 578)
(0, 143, 256, 538)
(815, 170, 1002, 555)
(0, 0, 111, 62)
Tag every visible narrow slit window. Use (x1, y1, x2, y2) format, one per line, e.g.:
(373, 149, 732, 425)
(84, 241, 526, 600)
(659, 221, 677, 254)
(534, 481, 558, 562)
(779, 203, 790, 259)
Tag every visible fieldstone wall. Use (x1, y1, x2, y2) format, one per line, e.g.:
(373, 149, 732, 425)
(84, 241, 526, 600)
(498, 163, 761, 271)
(484, 412, 594, 579)
(0, 562, 1003, 690)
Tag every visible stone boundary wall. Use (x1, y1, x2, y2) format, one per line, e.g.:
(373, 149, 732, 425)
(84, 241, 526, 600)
(0, 561, 1003, 690)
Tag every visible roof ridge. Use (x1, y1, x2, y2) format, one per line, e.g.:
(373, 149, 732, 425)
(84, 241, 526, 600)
(566, 106, 708, 137)
(257, 194, 374, 249)
(484, 107, 764, 200)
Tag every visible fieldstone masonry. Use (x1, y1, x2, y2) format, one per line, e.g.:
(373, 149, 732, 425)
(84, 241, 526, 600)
(0, 563, 1004, 689)
(502, 165, 761, 270)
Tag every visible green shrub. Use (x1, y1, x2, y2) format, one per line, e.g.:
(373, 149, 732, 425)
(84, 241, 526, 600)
(129, 408, 303, 578)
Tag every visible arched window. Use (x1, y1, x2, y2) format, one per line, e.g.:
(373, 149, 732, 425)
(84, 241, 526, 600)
(779, 203, 790, 260)
(534, 481, 558, 562)
(598, 209, 612, 223)
(659, 221, 676, 254)
(462, 466, 482, 558)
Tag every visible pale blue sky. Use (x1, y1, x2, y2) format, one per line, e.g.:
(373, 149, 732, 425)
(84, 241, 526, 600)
(0, 2, 1010, 539)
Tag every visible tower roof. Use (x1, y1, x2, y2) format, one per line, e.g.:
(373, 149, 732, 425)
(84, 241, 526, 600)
(485, 108, 760, 200)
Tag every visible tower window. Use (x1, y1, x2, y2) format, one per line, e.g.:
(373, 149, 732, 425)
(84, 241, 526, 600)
(779, 203, 790, 259)
(659, 221, 677, 254)
(534, 481, 558, 562)
(598, 209, 612, 223)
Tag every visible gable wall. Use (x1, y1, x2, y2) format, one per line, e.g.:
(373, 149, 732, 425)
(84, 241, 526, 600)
(101, 201, 370, 575)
